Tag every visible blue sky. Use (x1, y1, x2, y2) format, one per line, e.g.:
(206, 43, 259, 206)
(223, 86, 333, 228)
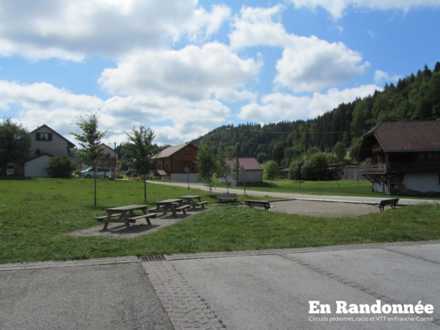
(0, 0, 439, 145)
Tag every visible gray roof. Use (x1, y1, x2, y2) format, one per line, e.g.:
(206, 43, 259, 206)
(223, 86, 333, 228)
(31, 124, 76, 148)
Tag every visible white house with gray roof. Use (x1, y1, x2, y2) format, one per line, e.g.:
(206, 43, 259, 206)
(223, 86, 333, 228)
(24, 125, 76, 177)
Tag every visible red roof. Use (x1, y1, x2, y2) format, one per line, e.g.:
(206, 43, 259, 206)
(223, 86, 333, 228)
(227, 158, 262, 170)
(369, 121, 440, 152)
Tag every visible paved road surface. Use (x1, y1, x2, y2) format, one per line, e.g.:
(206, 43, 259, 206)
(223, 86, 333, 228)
(148, 180, 439, 206)
(0, 258, 173, 330)
(2, 241, 440, 329)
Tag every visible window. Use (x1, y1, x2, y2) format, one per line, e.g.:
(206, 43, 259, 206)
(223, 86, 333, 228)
(36, 132, 52, 141)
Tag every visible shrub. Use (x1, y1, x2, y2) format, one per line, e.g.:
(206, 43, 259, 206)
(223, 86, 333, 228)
(263, 160, 279, 180)
(333, 142, 346, 162)
(300, 153, 329, 180)
(47, 156, 75, 178)
(288, 160, 303, 180)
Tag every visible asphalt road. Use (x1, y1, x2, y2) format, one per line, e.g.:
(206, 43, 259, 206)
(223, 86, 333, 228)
(166, 242, 440, 329)
(1, 242, 440, 330)
(0, 259, 173, 330)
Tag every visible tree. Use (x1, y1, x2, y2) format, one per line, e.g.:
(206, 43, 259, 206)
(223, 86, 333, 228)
(0, 120, 30, 176)
(301, 153, 329, 180)
(126, 126, 156, 201)
(263, 160, 279, 180)
(197, 144, 216, 190)
(215, 151, 231, 192)
(349, 138, 362, 161)
(256, 152, 267, 164)
(333, 142, 346, 162)
(47, 156, 75, 178)
(272, 142, 284, 165)
(288, 159, 303, 180)
(73, 115, 105, 207)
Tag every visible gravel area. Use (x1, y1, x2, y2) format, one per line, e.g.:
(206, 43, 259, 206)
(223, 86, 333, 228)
(270, 199, 381, 217)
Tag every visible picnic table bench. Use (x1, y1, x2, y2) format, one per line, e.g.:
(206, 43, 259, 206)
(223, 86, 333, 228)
(378, 198, 399, 212)
(96, 204, 155, 230)
(180, 195, 208, 210)
(244, 200, 271, 210)
(196, 201, 208, 209)
(155, 199, 189, 216)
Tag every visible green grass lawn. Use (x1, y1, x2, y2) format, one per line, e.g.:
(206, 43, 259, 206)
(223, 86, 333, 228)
(1, 178, 439, 264)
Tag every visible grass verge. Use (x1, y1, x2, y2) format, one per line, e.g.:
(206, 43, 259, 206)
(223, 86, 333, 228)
(0, 179, 439, 263)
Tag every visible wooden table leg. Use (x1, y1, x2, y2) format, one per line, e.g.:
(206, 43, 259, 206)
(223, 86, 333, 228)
(125, 211, 131, 227)
(103, 211, 110, 231)
(143, 208, 151, 226)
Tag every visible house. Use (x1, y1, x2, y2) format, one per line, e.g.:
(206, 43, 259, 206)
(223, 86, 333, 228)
(225, 157, 263, 185)
(97, 144, 118, 178)
(359, 120, 440, 195)
(24, 125, 76, 177)
(153, 143, 198, 182)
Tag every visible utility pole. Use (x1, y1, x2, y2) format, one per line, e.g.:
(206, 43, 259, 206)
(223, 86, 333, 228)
(235, 142, 240, 187)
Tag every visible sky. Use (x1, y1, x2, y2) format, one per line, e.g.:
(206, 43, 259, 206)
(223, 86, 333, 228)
(0, 0, 439, 146)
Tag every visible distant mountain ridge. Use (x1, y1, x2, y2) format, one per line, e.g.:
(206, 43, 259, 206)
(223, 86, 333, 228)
(195, 62, 440, 166)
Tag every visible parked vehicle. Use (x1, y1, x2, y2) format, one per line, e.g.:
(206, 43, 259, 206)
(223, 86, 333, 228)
(6, 164, 15, 176)
(79, 167, 112, 178)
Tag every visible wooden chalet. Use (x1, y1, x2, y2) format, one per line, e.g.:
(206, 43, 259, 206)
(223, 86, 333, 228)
(153, 143, 198, 182)
(359, 121, 440, 195)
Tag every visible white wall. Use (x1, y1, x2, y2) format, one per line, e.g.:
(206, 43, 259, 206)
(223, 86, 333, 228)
(372, 182, 389, 194)
(170, 173, 200, 183)
(403, 173, 440, 193)
(25, 155, 50, 177)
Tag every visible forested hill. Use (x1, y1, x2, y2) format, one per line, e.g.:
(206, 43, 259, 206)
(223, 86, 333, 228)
(195, 62, 440, 167)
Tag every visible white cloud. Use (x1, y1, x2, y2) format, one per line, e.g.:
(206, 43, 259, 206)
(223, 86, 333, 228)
(99, 42, 261, 101)
(0, 80, 230, 145)
(240, 84, 380, 123)
(290, 0, 440, 19)
(230, 6, 369, 92)
(229, 5, 291, 49)
(275, 37, 369, 92)
(0, 0, 230, 61)
(374, 69, 401, 85)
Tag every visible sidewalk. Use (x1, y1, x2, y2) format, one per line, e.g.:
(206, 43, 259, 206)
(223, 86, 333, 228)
(148, 180, 439, 206)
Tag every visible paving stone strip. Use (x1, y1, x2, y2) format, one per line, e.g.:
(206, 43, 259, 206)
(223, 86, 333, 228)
(142, 259, 226, 330)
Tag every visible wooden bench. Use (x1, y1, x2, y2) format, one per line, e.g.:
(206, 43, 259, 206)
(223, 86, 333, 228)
(244, 200, 271, 210)
(196, 201, 208, 209)
(150, 206, 165, 214)
(175, 204, 191, 215)
(128, 213, 158, 225)
(95, 214, 120, 222)
(378, 198, 399, 212)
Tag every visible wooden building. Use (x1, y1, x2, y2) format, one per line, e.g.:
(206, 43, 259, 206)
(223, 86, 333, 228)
(359, 121, 440, 195)
(153, 143, 198, 182)
(225, 157, 263, 185)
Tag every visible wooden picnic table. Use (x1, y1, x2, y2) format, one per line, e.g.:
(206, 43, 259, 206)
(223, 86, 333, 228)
(180, 195, 201, 209)
(156, 199, 183, 216)
(103, 204, 148, 230)
(180, 195, 201, 201)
